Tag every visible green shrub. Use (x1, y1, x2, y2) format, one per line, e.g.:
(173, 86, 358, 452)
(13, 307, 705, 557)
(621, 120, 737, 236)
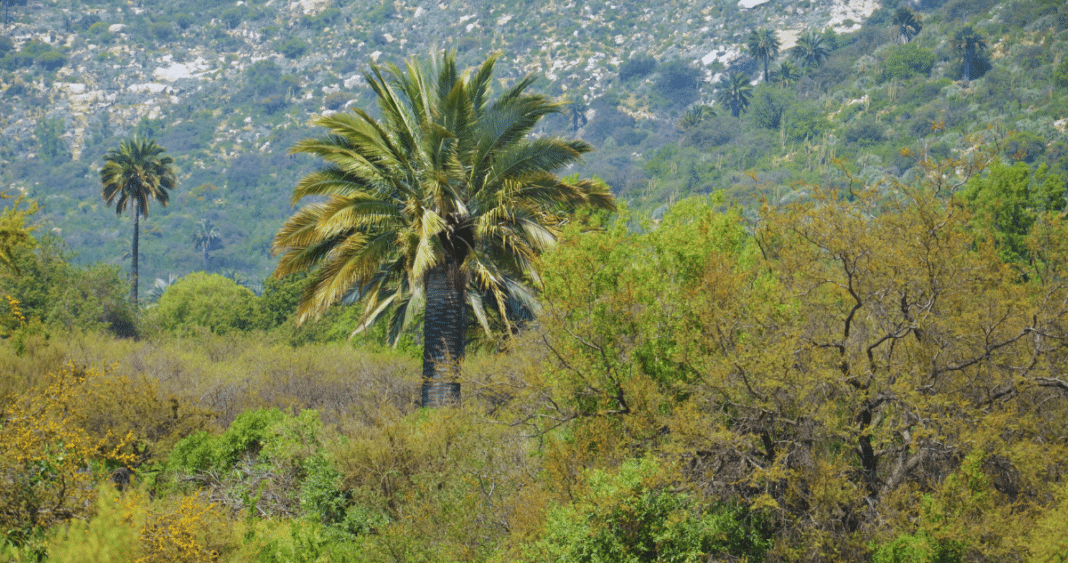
(174, 13, 195, 30)
(527, 457, 773, 563)
(654, 59, 702, 107)
(870, 532, 964, 563)
(1055, 56, 1068, 89)
(750, 86, 793, 130)
(150, 21, 175, 41)
(367, 0, 395, 23)
(221, 6, 250, 29)
(0, 36, 12, 56)
(279, 38, 309, 60)
(619, 54, 656, 81)
(87, 21, 109, 35)
(843, 118, 885, 147)
(1003, 131, 1046, 163)
(302, 7, 340, 29)
(150, 272, 261, 335)
(168, 408, 287, 473)
(883, 43, 935, 80)
(323, 90, 352, 110)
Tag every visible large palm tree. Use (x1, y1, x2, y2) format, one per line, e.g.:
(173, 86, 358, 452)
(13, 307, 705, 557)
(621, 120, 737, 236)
(747, 28, 781, 83)
(100, 137, 176, 310)
(891, 7, 922, 44)
(952, 26, 987, 83)
(716, 72, 753, 118)
(792, 30, 830, 69)
(272, 52, 615, 407)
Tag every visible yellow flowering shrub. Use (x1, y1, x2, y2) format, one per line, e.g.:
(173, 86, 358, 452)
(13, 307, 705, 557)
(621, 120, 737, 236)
(36, 483, 231, 563)
(0, 363, 136, 550)
(137, 492, 227, 563)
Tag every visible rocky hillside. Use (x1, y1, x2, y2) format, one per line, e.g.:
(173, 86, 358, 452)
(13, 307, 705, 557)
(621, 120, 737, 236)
(3, 0, 1066, 292)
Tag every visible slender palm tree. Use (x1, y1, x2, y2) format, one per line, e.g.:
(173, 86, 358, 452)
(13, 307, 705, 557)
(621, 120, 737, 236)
(100, 137, 176, 310)
(192, 219, 221, 269)
(891, 7, 922, 44)
(747, 28, 781, 82)
(770, 60, 801, 89)
(792, 30, 830, 69)
(272, 52, 615, 407)
(716, 72, 753, 118)
(952, 26, 987, 83)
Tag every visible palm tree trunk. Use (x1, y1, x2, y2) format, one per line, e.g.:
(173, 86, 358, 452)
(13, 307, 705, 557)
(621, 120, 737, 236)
(131, 205, 139, 310)
(422, 260, 466, 407)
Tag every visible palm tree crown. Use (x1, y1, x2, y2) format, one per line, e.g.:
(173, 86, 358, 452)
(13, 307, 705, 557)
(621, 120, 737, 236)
(792, 30, 831, 69)
(716, 72, 753, 118)
(192, 219, 221, 268)
(891, 7, 922, 44)
(747, 28, 781, 82)
(770, 60, 801, 89)
(951, 26, 987, 82)
(100, 136, 176, 309)
(272, 52, 615, 407)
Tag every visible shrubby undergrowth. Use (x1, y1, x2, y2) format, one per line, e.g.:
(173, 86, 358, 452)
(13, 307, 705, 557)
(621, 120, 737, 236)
(2, 146, 1068, 562)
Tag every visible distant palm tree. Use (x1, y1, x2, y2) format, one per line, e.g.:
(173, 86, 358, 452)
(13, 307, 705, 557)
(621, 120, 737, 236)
(192, 219, 221, 268)
(792, 31, 830, 69)
(951, 26, 987, 83)
(747, 28, 781, 82)
(567, 100, 588, 133)
(145, 273, 180, 304)
(891, 7, 922, 44)
(272, 52, 615, 407)
(716, 72, 753, 118)
(100, 137, 176, 309)
(770, 60, 801, 89)
(679, 104, 716, 130)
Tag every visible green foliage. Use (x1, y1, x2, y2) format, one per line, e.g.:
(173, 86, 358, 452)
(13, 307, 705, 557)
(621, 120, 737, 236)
(1003, 131, 1047, 163)
(784, 101, 827, 141)
(302, 7, 340, 29)
(150, 21, 176, 42)
(221, 6, 251, 29)
(750, 85, 792, 129)
(168, 408, 286, 473)
(323, 90, 352, 110)
(0, 235, 135, 336)
(870, 532, 963, 563)
(619, 54, 656, 81)
(174, 13, 195, 30)
(150, 272, 260, 335)
(962, 161, 1066, 263)
(528, 457, 771, 563)
(1055, 56, 1068, 89)
(882, 43, 934, 80)
(367, 0, 396, 24)
(33, 50, 65, 71)
(0, 36, 12, 55)
(654, 60, 701, 106)
(843, 118, 886, 147)
(279, 37, 308, 59)
(0, 193, 36, 276)
(34, 117, 69, 164)
(134, 116, 165, 138)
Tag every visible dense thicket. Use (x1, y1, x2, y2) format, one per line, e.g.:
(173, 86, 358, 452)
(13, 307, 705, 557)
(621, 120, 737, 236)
(2, 140, 1067, 561)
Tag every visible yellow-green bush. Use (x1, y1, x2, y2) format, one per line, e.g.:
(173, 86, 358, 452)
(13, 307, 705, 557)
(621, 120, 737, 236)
(0, 364, 136, 553)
